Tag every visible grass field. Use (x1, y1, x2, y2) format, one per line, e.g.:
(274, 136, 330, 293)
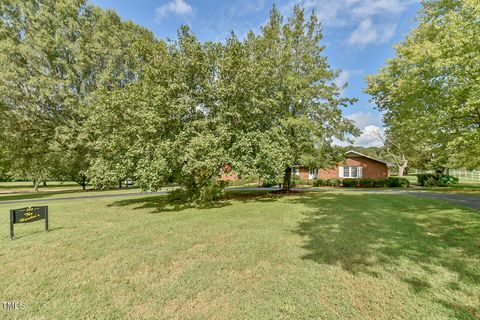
(0, 187, 156, 202)
(0, 181, 85, 196)
(0, 180, 147, 202)
(1, 191, 479, 319)
(0, 181, 80, 190)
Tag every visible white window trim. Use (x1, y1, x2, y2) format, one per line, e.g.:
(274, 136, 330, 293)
(340, 166, 363, 178)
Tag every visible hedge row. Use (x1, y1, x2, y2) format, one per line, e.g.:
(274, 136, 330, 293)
(416, 173, 459, 187)
(261, 177, 411, 188)
(313, 177, 410, 188)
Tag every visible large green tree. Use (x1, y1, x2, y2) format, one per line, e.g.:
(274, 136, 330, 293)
(87, 6, 356, 202)
(0, 0, 155, 190)
(258, 6, 357, 189)
(86, 27, 229, 201)
(366, 0, 480, 170)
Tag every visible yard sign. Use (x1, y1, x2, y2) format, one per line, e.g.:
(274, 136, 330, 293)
(9, 206, 48, 240)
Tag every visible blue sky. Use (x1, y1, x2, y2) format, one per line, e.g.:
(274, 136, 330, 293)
(90, 0, 421, 147)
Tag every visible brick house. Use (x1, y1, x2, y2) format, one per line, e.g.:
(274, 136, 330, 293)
(294, 150, 389, 180)
(219, 164, 241, 181)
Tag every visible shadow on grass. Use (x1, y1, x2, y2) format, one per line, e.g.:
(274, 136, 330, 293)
(109, 190, 285, 213)
(108, 195, 227, 213)
(10, 226, 65, 240)
(289, 193, 480, 318)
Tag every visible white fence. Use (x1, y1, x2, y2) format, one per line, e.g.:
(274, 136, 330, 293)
(449, 169, 480, 181)
(411, 169, 480, 181)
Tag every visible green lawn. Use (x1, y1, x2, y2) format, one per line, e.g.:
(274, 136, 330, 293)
(0, 187, 153, 202)
(1, 192, 479, 319)
(0, 181, 85, 196)
(0, 181, 148, 202)
(0, 181, 79, 189)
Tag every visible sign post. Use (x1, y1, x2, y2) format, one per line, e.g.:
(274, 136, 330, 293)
(9, 206, 49, 240)
(45, 206, 48, 232)
(9, 210, 14, 240)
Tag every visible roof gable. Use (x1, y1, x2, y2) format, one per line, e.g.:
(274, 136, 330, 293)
(344, 150, 389, 165)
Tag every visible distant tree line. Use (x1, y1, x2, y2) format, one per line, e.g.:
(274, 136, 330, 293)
(2, 0, 477, 200)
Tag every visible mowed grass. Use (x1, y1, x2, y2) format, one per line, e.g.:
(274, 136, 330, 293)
(0, 188, 156, 202)
(1, 192, 479, 319)
(0, 181, 85, 197)
(0, 181, 78, 188)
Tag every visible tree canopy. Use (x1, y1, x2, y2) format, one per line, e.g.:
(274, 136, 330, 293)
(1, 1, 356, 200)
(366, 0, 480, 170)
(0, 0, 155, 189)
(86, 6, 357, 202)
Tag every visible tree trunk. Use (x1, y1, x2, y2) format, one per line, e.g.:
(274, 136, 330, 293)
(397, 159, 408, 177)
(43, 181, 47, 187)
(283, 167, 292, 191)
(33, 180, 39, 192)
(119, 180, 122, 189)
(81, 175, 87, 191)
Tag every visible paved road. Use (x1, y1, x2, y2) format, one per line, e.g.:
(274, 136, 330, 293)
(0, 187, 478, 210)
(0, 192, 167, 205)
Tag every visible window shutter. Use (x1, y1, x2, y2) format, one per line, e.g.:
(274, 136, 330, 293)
(358, 166, 363, 178)
(339, 166, 344, 178)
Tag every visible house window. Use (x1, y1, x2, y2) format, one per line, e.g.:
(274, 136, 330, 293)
(351, 166, 358, 178)
(342, 166, 362, 178)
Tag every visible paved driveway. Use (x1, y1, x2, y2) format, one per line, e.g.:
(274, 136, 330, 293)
(229, 187, 480, 210)
(402, 192, 480, 210)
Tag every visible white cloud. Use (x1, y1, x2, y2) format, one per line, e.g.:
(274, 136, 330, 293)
(280, 0, 412, 48)
(155, 0, 193, 22)
(347, 111, 383, 130)
(341, 111, 385, 147)
(281, 0, 412, 26)
(348, 19, 397, 47)
(351, 0, 409, 17)
(354, 125, 384, 147)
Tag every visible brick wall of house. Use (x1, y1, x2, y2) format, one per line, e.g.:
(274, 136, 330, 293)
(219, 156, 388, 182)
(219, 164, 240, 181)
(319, 157, 388, 179)
(219, 174, 240, 181)
(319, 166, 339, 179)
(298, 167, 310, 180)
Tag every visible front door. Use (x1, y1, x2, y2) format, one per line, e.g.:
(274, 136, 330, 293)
(309, 168, 318, 180)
